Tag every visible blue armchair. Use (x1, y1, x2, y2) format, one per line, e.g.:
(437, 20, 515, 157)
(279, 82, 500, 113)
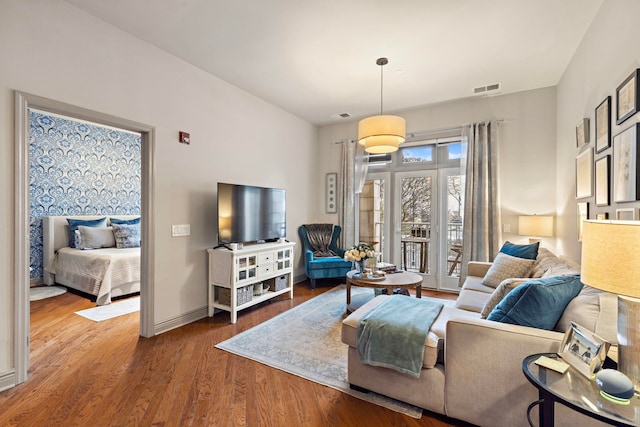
(298, 224, 353, 289)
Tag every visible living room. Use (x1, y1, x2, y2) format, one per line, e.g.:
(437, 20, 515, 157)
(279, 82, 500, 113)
(2, 0, 640, 424)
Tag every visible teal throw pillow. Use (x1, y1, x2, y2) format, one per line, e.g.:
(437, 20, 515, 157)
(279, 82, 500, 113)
(110, 216, 141, 225)
(67, 217, 107, 248)
(500, 241, 539, 260)
(487, 274, 583, 330)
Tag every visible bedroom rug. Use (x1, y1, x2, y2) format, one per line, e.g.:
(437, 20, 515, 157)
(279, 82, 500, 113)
(216, 285, 454, 419)
(29, 285, 67, 301)
(75, 296, 140, 322)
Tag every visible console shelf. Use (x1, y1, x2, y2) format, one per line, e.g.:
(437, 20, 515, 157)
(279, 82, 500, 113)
(207, 241, 295, 323)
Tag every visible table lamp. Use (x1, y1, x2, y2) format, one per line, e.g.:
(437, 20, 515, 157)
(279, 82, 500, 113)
(518, 215, 554, 243)
(581, 220, 640, 391)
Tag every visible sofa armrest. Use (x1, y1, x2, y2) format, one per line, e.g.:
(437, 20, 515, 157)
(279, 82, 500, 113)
(444, 318, 564, 427)
(467, 261, 492, 277)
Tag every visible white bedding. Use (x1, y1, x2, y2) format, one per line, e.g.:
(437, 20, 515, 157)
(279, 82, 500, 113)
(50, 247, 140, 305)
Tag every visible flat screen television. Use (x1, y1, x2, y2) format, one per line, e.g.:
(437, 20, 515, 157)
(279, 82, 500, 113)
(217, 182, 286, 245)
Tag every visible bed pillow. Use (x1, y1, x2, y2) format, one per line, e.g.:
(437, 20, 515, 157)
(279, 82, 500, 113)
(77, 226, 116, 250)
(67, 217, 107, 248)
(487, 274, 584, 330)
(112, 223, 141, 248)
(481, 252, 535, 288)
(499, 241, 539, 260)
(110, 216, 141, 225)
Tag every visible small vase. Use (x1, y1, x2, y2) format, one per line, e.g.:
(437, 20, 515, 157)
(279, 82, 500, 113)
(354, 260, 367, 276)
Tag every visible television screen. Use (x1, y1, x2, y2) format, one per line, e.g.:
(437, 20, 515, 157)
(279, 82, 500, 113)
(217, 182, 286, 244)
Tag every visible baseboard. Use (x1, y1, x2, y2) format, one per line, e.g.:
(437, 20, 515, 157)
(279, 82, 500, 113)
(153, 306, 208, 335)
(0, 369, 16, 392)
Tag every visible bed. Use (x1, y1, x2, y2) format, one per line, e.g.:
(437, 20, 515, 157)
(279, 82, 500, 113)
(43, 215, 141, 305)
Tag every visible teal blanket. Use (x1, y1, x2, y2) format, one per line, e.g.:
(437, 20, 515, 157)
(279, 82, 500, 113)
(356, 295, 444, 378)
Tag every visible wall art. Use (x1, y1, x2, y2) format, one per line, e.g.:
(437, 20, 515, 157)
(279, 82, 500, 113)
(613, 123, 640, 203)
(594, 155, 610, 207)
(577, 202, 588, 242)
(576, 118, 589, 147)
(575, 148, 593, 199)
(326, 172, 337, 213)
(595, 96, 611, 153)
(616, 68, 639, 125)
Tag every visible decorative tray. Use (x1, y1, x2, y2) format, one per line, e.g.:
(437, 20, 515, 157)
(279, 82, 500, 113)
(353, 273, 386, 281)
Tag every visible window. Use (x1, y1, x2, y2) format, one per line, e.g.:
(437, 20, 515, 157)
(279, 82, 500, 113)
(400, 145, 433, 164)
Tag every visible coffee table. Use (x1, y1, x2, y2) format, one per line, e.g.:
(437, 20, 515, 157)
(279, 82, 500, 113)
(346, 270, 423, 312)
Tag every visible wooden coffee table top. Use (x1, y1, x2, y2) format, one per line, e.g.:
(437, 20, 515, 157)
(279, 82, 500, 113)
(346, 270, 423, 288)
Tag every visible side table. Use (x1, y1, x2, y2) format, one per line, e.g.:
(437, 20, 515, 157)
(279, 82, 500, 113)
(522, 353, 640, 427)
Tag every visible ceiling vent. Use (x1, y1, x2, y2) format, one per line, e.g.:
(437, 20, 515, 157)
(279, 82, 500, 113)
(473, 83, 501, 95)
(331, 112, 352, 120)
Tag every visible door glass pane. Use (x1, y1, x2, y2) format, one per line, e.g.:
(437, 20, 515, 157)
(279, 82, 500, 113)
(358, 179, 384, 262)
(446, 174, 463, 277)
(400, 176, 431, 273)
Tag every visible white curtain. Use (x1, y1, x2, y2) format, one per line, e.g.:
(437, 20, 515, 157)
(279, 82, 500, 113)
(339, 140, 368, 248)
(458, 121, 501, 284)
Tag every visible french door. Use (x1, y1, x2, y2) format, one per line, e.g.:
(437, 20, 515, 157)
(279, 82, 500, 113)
(359, 168, 463, 292)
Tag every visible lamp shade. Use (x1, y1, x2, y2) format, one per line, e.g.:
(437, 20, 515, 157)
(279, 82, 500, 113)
(358, 115, 406, 154)
(581, 220, 640, 298)
(518, 215, 554, 237)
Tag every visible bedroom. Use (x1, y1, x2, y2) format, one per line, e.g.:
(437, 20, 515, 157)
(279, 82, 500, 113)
(29, 109, 143, 306)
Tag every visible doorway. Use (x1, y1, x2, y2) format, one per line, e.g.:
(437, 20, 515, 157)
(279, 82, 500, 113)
(358, 138, 465, 292)
(13, 91, 156, 386)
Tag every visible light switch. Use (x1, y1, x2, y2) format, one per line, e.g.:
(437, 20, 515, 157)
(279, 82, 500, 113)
(503, 224, 511, 233)
(172, 224, 191, 236)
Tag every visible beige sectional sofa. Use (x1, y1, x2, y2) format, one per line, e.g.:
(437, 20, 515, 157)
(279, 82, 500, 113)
(341, 248, 618, 427)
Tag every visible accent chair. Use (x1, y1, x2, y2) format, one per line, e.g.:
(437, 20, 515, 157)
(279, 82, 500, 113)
(298, 224, 353, 289)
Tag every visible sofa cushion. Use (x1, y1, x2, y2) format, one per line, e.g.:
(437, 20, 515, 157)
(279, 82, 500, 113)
(481, 252, 535, 288)
(487, 275, 583, 330)
(480, 278, 528, 318)
(500, 241, 539, 260)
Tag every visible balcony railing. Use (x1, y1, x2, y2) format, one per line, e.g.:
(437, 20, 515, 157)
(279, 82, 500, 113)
(399, 221, 463, 276)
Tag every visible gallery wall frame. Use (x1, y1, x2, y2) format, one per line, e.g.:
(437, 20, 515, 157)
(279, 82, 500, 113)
(325, 172, 337, 213)
(596, 213, 609, 220)
(576, 118, 590, 147)
(594, 155, 610, 207)
(616, 68, 639, 125)
(595, 96, 611, 153)
(613, 123, 640, 203)
(575, 148, 593, 199)
(577, 202, 588, 242)
(616, 208, 638, 220)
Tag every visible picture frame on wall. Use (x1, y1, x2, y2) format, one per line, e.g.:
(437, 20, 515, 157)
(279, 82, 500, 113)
(595, 96, 611, 153)
(558, 322, 609, 379)
(616, 68, 639, 125)
(576, 118, 589, 147)
(325, 172, 337, 213)
(575, 148, 593, 199)
(613, 123, 640, 203)
(594, 155, 610, 207)
(577, 202, 588, 242)
(616, 208, 637, 221)
(596, 213, 609, 220)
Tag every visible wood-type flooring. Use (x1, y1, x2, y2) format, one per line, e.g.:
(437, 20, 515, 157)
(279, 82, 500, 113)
(0, 280, 473, 427)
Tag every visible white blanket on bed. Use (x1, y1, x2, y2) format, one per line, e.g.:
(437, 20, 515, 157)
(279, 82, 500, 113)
(51, 247, 140, 305)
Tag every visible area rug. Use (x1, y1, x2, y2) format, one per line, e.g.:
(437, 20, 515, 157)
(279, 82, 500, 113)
(29, 285, 67, 301)
(216, 285, 454, 419)
(75, 296, 140, 322)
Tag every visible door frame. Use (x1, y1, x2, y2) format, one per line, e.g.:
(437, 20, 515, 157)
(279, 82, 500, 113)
(13, 91, 156, 386)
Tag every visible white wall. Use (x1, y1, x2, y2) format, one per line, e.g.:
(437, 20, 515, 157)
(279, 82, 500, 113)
(556, 0, 640, 261)
(0, 0, 316, 380)
(317, 87, 558, 250)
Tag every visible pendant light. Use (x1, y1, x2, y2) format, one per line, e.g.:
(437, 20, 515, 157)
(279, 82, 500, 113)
(358, 57, 406, 154)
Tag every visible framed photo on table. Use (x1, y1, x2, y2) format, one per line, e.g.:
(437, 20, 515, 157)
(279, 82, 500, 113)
(575, 148, 593, 199)
(558, 322, 609, 379)
(595, 96, 611, 153)
(616, 69, 639, 125)
(613, 123, 640, 203)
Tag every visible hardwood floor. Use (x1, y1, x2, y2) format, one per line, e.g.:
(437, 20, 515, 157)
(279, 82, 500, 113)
(0, 281, 471, 427)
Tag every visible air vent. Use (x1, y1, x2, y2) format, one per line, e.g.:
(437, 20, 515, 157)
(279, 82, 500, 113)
(473, 83, 501, 95)
(331, 112, 352, 120)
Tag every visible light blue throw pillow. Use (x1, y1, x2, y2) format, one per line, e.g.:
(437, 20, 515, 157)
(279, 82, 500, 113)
(112, 223, 141, 248)
(500, 241, 539, 260)
(487, 274, 583, 330)
(67, 217, 107, 248)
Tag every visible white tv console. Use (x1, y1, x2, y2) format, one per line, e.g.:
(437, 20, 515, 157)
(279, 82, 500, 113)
(207, 241, 295, 323)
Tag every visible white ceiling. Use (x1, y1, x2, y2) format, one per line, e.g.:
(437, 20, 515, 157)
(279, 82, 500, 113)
(65, 0, 603, 125)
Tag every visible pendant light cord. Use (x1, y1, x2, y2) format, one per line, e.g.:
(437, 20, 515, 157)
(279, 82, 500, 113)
(376, 57, 389, 116)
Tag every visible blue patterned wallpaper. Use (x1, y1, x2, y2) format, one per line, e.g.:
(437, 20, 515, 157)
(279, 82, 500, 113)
(29, 111, 142, 280)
